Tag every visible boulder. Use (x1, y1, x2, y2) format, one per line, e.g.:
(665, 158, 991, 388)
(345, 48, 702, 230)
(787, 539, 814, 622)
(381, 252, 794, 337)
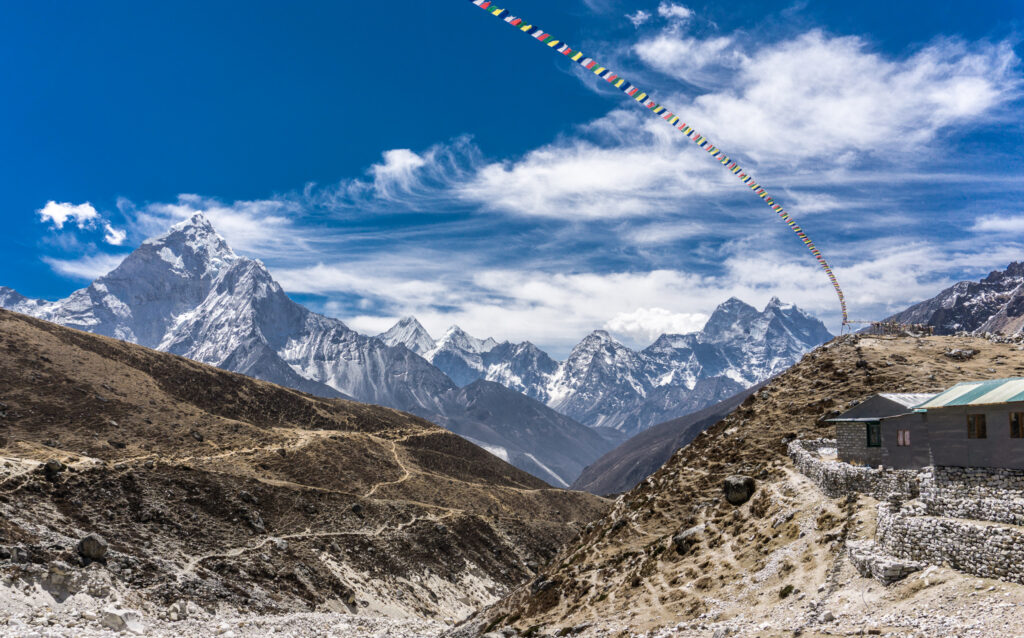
(77, 533, 108, 562)
(44, 459, 65, 475)
(101, 607, 145, 634)
(672, 525, 704, 555)
(723, 475, 756, 506)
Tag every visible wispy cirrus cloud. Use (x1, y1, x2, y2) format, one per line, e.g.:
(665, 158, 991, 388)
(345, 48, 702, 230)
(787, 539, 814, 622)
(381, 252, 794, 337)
(42, 253, 129, 280)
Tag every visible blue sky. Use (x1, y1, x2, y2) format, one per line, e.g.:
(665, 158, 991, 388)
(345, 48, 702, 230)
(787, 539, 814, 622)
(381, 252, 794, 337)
(2, 0, 1023, 357)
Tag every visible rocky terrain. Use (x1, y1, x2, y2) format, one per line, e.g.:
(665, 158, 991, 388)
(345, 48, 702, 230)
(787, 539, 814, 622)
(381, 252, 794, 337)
(452, 333, 1024, 637)
(886, 260, 1024, 335)
(0, 308, 608, 634)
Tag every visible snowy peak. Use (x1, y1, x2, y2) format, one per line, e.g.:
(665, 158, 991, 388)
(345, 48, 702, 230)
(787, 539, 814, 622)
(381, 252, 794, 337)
(377, 316, 435, 355)
(432, 325, 498, 356)
(699, 297, 762, 343)
(136, 212, 237, 280)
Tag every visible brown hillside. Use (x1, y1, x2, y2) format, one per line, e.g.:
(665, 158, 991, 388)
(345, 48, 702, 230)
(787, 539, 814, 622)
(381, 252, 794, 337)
(0, 309, 607, 620)
(456, 333, 1024, 636)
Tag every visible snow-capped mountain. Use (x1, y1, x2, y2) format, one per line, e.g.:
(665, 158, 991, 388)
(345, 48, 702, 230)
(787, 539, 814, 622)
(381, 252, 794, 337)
(0, 214, 615, 486)
(386, 298, 831, 435)
(377, 316, 436, 355)
(421, 326, 499, 386)
(2, 214, 456, 408)
(886, 261, 1024, 335)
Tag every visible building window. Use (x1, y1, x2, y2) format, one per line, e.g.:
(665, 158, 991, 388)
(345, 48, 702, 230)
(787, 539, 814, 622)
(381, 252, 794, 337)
(866, 422, 882, 447)
(1012, 412, 1024, 439)
(967, 414, 987, 439)
(897, 429, 911, 446)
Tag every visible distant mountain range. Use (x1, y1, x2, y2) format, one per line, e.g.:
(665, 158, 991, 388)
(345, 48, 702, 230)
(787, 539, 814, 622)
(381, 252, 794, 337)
(380, 297, 831, 436)
(1, 213, 831, 486)
(886, 261, 1024, 335)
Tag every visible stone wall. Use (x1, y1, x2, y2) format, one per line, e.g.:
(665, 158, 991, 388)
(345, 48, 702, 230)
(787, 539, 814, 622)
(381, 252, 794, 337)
(920, 466, 1024, 526)
(846, 539, 923, 584)
(876, 502, 1024, 584)
(835, 421, 885, 466)
(788, 438, 919, 500)
(792, 437, 1024, 586)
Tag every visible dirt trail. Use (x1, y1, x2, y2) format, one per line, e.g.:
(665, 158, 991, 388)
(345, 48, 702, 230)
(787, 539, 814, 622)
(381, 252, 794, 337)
(364, 439, 412, 498)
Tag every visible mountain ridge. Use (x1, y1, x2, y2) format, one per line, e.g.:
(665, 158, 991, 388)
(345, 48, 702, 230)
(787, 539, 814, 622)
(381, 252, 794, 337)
(886, 261, 1024, 335)
(398, 296, 831, 436)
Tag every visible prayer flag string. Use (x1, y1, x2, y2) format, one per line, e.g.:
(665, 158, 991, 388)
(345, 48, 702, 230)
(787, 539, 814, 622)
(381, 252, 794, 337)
(467, 0, 849, 323)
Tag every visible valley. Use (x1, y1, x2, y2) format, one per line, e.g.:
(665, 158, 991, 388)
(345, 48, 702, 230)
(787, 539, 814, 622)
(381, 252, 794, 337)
(0, 309, 606, 633)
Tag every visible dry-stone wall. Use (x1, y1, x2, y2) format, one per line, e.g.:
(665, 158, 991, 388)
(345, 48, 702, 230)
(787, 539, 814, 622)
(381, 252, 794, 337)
(788, 439, 919, 500)
(920, 466, 1024, 525)
(846, 539, 923, 584)
(876, 502, 1024, 584)
(792, 437, 1024, 586)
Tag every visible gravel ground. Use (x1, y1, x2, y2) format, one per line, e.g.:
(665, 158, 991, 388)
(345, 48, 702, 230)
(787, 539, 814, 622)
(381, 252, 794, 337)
(0, 571, 447, 638)
(0, 609, 447, 638)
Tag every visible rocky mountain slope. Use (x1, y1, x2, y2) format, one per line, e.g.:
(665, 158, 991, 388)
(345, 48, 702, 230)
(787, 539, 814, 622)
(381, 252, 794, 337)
(0, 308, 607, 625)
(570, 383, 763, 496)
(453, 333, 1024, 637)
(0, 215, 612, 487)
(886, 261, 1024, 334)
(391, 298, 830, 436)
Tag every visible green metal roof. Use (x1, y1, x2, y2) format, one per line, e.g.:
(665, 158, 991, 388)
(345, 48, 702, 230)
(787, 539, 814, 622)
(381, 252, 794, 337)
(915, 377, 1024, 409)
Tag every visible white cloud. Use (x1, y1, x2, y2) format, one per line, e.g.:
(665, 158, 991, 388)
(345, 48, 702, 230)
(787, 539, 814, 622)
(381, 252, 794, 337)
(456, 30, 1020, 225)
(368, 148, 428, 199)
(657, 2, 694, 22)
(626, 10, 651, 28)
(621, 221, 706, 245)
(676, 32, 1020, 161)
(315, 137, 479, 213)
(38, 201, 99, 229)
(102, 223, 127, 245)
(42, 253, 126, 280)
(461, 141, 725, 219)
(971, 214, 1024, 234)
(634, 34, 743, 87)
(605, 307, 708, 343)
(273, 261, 452, 307)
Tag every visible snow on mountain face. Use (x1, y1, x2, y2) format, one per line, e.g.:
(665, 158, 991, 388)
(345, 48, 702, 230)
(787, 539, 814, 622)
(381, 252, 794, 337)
(886, 261, 1024, 335)
(481, 341, 560, 402)
(643, 297, 833, 390)
(9, 214, 239, 348)
(377, 316, 435, 355)
(544, 330, 650, 429)
(422, 325, 500, 386)
(533, 300, 830, 434)
(0, 214, 455, 411)
(394, 298, 830, 436)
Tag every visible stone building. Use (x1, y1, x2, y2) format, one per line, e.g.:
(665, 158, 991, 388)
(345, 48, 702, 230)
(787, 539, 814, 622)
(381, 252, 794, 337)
(828, 393, 935, 469)
(832, 378, 1024, 470)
